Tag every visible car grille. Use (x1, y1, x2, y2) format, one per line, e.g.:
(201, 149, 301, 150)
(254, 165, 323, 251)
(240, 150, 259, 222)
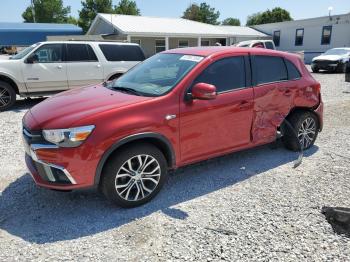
(313, 60, 339, 67)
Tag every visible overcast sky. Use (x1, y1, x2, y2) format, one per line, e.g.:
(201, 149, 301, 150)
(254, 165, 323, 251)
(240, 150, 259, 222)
(1, 0, 349, 25)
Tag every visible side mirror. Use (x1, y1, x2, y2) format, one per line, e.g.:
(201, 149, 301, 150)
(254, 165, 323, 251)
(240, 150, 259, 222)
(26, 54, 38, 64)
(191, 83, 217, 100)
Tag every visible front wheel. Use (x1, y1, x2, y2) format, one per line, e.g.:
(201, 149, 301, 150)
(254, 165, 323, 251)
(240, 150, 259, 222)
(311, 66, 319, 73)
(282, 111, 319, 151)
(0, 81, 16, 111)
(101, 143, 168, 208)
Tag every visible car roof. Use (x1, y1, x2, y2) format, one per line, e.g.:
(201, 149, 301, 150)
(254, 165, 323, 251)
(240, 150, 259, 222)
(164, 46, 294, 58)
(39, 41, 140, 46)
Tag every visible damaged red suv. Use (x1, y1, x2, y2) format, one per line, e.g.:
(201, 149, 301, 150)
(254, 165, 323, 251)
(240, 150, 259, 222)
(23, 47, 323, 207)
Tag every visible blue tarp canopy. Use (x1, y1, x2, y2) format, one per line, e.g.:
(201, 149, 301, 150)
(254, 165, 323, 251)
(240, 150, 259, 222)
(0, 22, 83, 46)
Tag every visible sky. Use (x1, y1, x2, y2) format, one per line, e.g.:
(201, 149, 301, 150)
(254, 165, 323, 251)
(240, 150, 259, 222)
(1, 0, 349, 25)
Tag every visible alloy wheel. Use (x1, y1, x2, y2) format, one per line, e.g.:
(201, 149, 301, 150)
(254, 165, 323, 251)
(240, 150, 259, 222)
(298, 117, 317, 149)
(0, 87, 11, 108)
(115, 154, 161, 202)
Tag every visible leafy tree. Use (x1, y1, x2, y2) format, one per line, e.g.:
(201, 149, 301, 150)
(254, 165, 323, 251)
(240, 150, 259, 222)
(222, 18, 241, 26)
(246, 7, 292, 26)
(78, 0, 115, 33)
(114, 0, 140, 15)
(182, 2, 220, 25)
(22, 0, 71, 23)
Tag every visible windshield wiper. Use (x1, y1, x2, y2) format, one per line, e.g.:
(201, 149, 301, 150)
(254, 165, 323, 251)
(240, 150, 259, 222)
(111, 86, 143, 96)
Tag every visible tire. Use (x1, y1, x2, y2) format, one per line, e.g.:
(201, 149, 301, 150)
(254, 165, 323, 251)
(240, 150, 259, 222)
(282, 111, 319, 151)
(338, 63, 347, 73)
(311, 66, 319, 73)
(0, 81, 16, 111)
(101, 143, 168, 208)
(108, 73, 123, 81)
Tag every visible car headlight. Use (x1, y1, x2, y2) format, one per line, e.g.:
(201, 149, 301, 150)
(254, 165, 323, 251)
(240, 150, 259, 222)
(42, 125, 95, 147)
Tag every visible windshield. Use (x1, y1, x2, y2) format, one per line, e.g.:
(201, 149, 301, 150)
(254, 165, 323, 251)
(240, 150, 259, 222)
(109, 53, 203, 96)
(11, 43, 39, 60)
(324, 49, 350, 56)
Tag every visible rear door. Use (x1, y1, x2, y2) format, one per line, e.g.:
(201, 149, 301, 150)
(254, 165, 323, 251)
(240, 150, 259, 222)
(66, 44, 104, 88)
(22, 43, 68, 92)
(251, 55, 292, 144)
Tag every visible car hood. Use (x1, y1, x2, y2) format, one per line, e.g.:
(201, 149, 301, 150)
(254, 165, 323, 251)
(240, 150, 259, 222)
(29, 84, 152, 129)
(312, 54, 346, 62)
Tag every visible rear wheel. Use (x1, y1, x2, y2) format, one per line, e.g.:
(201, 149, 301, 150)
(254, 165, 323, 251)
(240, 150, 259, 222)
(0, 81, 16, 111)
(101, 143, 168, 208)
(282, 111, 319, 151)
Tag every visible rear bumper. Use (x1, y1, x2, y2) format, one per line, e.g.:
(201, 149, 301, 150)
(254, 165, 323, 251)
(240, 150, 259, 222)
(314, 100, 324, 131)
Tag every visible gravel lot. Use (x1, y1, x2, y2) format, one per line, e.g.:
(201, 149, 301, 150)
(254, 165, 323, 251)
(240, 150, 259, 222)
(1, 68, 350, 261)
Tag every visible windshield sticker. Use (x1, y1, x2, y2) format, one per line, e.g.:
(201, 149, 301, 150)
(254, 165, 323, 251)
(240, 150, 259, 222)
(180, 55, 204, 63)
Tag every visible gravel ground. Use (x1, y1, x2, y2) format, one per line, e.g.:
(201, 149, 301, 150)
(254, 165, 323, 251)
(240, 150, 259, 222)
(1, 67, 350, 261)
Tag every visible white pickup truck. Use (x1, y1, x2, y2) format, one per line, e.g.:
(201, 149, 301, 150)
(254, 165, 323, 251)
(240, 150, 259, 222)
(0, 41, 145, 110)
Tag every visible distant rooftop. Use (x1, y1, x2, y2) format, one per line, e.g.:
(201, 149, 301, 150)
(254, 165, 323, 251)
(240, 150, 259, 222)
(0, 22, 82, 32)
(88, 14, 268, 38)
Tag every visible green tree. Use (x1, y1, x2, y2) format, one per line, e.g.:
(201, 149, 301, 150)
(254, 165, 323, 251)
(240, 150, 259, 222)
(114, 0, 140, 15)
(78, 0, 115, 33)
(182, 2, 220, 25)
(22, 0, 71, 23)
(221, 17, 241, 26)
(246, 7, 292, 26)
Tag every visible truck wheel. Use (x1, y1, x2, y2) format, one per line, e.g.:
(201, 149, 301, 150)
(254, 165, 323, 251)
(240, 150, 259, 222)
(101, 143, 168, 208)
(0, 81, 16, 111)
(282, 111, 319, 151)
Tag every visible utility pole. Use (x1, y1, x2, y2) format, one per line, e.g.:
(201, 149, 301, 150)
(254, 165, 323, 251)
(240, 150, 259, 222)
(31, 0, 36, 23)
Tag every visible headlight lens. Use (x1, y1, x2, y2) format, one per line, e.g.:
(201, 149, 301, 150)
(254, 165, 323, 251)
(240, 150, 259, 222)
(42, 125, 95, 147)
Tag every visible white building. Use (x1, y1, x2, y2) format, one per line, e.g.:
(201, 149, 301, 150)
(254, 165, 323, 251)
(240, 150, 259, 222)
(87, 14, 269, 57)
(253, 13, 350, 63)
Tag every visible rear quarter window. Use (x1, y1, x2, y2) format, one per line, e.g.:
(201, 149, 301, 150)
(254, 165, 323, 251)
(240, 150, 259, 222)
(285, 59, 302, 80)
(99, 44, 145, 61)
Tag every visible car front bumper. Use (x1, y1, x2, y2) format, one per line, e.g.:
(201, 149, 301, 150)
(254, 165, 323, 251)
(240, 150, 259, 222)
(23, 128, 98, 191)
(312, 60, 342, 71)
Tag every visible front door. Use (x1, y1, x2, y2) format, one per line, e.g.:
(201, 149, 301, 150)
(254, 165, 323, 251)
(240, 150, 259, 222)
(179, 55, 254, 164)
(22, 43, 68, 93)
(65, 44, 104, 89)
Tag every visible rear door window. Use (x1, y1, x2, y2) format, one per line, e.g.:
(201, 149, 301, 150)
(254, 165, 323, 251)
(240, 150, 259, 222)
(194, 56, 246, 93)
(66, 44, 98, 62)
(252, 55, 288, 85)
(99, 44, 145, 61)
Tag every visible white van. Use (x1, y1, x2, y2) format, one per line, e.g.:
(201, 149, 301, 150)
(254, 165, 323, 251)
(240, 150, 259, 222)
(0, 41, 145, 110)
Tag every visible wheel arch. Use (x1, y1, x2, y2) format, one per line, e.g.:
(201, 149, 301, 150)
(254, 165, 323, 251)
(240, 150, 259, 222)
(0, 74, 19, 94)
(283, 106, 321, 130)
(94, 132, 176, 186)
(106, 72, 124, 81)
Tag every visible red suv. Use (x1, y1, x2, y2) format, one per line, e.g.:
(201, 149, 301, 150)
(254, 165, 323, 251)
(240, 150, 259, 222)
(22, 47, 323, 207)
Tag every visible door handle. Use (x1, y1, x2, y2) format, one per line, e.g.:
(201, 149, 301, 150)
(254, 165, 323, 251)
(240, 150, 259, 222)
(56, 65, 63, 69)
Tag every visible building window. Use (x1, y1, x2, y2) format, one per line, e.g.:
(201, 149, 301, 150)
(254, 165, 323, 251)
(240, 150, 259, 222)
(178, 40, 189, 48)
(131, 39, 141, 45)
(155, 39, 166, 53)
(201, 40, 210, 46)
(295, 28, 304, 46)
(321, 26, 332, 45)
(273, 31, 280, 47)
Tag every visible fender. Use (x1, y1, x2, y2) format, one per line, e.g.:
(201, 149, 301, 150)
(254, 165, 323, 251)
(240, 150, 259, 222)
(0, 71, 25, 93)
(94, 132, 176, 185)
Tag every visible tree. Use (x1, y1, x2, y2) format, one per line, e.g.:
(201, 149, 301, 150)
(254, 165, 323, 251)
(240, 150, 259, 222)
(182, 2, 220, 25)
(222, 18, 241, 26)
(246, 7, 292, 26)
(114, 0, 140, 15)
(78, 0, 115, 33)
(22, 0, 71, 23)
